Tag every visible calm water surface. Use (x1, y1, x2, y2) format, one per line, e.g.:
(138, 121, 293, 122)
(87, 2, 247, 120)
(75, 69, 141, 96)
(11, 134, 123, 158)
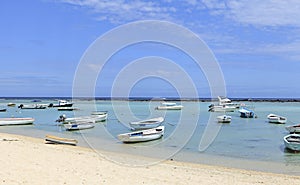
(1, 99, 300, 174)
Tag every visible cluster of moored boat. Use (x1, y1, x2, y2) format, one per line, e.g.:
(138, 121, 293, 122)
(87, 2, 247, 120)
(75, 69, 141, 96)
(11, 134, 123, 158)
(16, 100, 76, 110)
(0, 100, 75, 126)
(210, 96, 256, 124)
(56, 111, 108, 131)
(1, 100, 184, 145)
(117, 102, 183, 143)
(210, 96, 300, 152)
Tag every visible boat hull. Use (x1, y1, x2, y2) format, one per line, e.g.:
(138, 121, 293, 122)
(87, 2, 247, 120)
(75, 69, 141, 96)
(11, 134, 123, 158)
(284, 134, 300, 151)
(64, 114, 107, 123)
(0, 118, 35, 126)
(267, 114, 287, 124)
(64, 123, 95, 131)
(209, 106, 236, 112)
(239, 108, 256, 118)
(118, 126, 164, 143)
(156, 105, 183, 110)
(286, 124, 300, 133)
(129, 117, 164, 130)
(45, 135, 78, 145)
(217, 115, 231, 123)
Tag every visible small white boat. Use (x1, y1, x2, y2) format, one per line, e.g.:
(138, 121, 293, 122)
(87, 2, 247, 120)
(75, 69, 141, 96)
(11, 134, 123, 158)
(284, 134, 300, 151)
(285, 124, 300, 133)
(118, 126, 164, 143)
(208, 105, 236, 112)
(91, 111, 108, 115)
(0, 117, 35, 126)
(18, 104, 47, 109)
(267, 114, 287, 124)
(57, 107, 79, 111)
(156, 102, 183, 110)
(217, 115, 232, 123)
(239, 108, 256, 118)
(45, 135, 78, 145)
(64, 122, 95, 131)
(49, 100, 73, 107)
(129, 117, 164, 130)
(57, 114, 107, 123)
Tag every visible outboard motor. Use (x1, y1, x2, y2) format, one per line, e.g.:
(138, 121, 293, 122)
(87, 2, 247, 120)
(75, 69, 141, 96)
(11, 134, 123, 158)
(56, 114, 66, 122)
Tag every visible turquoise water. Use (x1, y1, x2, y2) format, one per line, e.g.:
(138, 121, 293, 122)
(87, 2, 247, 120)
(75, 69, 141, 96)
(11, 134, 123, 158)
(1, 99, 300, 174)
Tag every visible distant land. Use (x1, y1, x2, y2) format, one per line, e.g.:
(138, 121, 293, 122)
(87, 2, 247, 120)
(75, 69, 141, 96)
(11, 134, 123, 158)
(1, 97, 300, 102)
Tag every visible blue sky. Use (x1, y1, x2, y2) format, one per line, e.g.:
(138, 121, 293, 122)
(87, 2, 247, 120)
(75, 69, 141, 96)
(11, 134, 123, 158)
(1, 0, 300, 98)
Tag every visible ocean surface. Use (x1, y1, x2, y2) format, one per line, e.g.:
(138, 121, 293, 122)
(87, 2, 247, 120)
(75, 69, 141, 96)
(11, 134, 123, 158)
(1, 98, 300, 175)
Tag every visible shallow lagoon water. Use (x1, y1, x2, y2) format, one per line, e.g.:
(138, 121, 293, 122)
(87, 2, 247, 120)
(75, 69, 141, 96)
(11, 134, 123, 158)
(1, 99, 300, 174)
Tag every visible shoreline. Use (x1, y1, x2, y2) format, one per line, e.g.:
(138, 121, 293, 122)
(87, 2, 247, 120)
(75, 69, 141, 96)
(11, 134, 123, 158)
(2, 96, 300, 102)
(1, 132, 300, 184)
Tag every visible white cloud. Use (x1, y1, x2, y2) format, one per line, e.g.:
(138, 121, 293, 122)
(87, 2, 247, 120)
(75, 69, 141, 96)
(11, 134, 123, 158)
(56, 0, 300, 59)
(201, 0, 300, 27)
(59, 0, 177, 24)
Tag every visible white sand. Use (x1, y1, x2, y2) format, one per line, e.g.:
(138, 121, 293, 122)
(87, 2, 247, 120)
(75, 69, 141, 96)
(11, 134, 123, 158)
(0, 133, 300, 185)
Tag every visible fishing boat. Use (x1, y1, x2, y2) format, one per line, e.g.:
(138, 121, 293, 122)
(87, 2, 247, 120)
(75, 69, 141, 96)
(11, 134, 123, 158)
(57, 114, 107, 123)
(267, 114, 287, 124)
(18, 104, 47, 109)
(156, 102, 183, 110)
(64, 122, 95, 131)
(238, 108, 256, 118)
(48, 100, 73, 107)
(218, 96, 242, 108)
(285, 124, 300, 133)
(118, 126, 164, 143)
(129, 117, 164, 130)
(217, 115, 232, 123)
(284, 134, 300, 151)
(208, 96, 243, 111)
(0, 117, 34, 126)
(44, 135, 78, 145)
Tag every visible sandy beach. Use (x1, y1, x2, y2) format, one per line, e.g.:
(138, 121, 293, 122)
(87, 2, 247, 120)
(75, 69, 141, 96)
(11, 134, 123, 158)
(0, 133, 300, 185)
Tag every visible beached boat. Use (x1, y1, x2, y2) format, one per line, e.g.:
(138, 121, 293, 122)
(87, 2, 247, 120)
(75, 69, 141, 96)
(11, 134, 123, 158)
(7, 102, 16, 107)
(129, 117, 164, 130)
(0, 117, 34, 126)
(238, 108, 256, 118)
(0, 108, 6, 112)
(156, 102, 183, 110)
(217, 115, 232, 123)
(267, 114, 287, 124)
(18, 104, 47, 109)
(57, 107, 79, 111)
(285, 124, 300, 133)
(118, 126, 164, 143)
(45, 135, 78, 145)
(48, 100, 73, 107)
(64, 122, 95, 131)
(284, 134, 300, 151)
